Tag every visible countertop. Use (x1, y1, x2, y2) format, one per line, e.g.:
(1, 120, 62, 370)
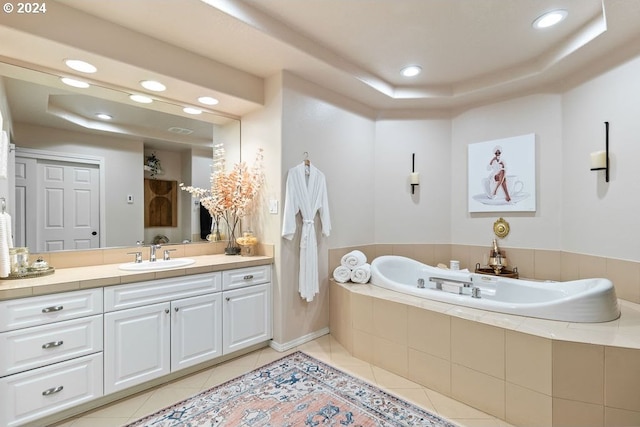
(0, 254, 273, 301)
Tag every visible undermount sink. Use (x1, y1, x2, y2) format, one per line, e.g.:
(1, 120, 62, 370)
(118, 258, 196, 271)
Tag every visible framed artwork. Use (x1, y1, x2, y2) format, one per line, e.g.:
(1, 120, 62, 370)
(468, 133, 536, 213)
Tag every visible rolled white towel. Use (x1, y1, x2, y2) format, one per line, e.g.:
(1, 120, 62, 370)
(0, 215, 10, 278)
(332, 265, 351, 283)
(341, 250, 367, 269)
(350, 263, 371, 284)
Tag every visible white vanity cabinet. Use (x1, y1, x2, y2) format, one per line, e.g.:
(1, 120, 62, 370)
(222, 265, 272, 354)
(0, 289, 103, 427)
(103, 272, 222, 394)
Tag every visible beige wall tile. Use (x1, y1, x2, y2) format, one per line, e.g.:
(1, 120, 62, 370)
(505, 383, 552, 427)
(352, 293, 373, 334)
(433, 244, 452, 267)
(606, 258, 640, 304)
(408, 348, 451, 395)
(579, 254, 607, 280)
(373, 244, 394, 259)
(605, 346, 640, 412)
(503, 247, 534, 279)
(605, 406, 640, 427)
(373, 336, 408, 377)
(534, 249, 562, 281)
(372, 298, 407, 345)
(553, 341, 604, 405)
(506, 330, 551, 395)
(451, 363, 505, 419)
(352, 330, 374, 363)
(450, 245, 471, 270)
(553, 397, 604, 427)
(408, 306, 450, 360)
(468, 245, 487, 270)
(413, 244, 435, 265)
(50, 250, 104, 268)
(452, 317, 505, 379)
(391, 244, 415, 258)
(561, 252, 580, 281)
(329, 282, 352, 353)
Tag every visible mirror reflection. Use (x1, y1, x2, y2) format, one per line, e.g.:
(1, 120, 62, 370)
(0, 61, 241, 252)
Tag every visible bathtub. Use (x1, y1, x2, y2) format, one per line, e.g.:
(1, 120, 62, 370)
(370, 255, 620, 323)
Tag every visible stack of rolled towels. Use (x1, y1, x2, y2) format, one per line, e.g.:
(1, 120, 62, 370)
(333, 250, 371, 284)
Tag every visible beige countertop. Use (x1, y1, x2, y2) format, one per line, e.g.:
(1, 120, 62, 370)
(0, 254, 273, 301)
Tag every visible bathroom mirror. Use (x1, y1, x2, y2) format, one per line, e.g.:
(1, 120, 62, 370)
(0, 61, 241, 252)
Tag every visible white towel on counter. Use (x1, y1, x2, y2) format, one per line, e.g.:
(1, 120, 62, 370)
(332, 265, 352, 283)
(341, 250, 367, 269)
(350, 263, 371, 284)
(0, 214, 11, 277)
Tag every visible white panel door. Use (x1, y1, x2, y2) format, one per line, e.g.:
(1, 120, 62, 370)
(171, 293, 222, 371)
(12, 157, 37, 248)
(104, 303, 170, 395)
(37, 160, 99, 251)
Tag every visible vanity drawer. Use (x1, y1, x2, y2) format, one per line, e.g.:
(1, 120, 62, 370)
(222, 265, 271, 290)
(0, 314, 103, 377)
(104, 272, 221, 312)
(0, 353, 103, 427)
(0, 289, 103, 333)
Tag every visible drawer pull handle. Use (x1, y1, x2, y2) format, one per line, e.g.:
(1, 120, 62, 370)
(243, 275, 254, 280)
(42, 340, 64, 349)
(42, 305, 64, 313)
(42, 386, 64, 396)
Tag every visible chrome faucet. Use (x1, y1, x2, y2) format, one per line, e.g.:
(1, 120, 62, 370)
(150, 244, 161, 262)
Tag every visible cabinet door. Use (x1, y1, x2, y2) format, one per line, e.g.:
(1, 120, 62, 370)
(223, 283, 272, 355)
(104, 302, 170, 395)
(171, 293, 222, 371)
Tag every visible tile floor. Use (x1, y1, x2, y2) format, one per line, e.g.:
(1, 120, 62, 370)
(51, 334, 515, 427)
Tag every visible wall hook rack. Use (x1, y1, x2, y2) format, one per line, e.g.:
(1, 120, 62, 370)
(590, 121, 609, 182)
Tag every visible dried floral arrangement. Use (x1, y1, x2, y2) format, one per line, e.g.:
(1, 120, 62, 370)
(181, 146, 264, 254)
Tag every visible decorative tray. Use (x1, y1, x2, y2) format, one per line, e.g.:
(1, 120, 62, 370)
(474, 263, 519, 279)
(5, 267, 55, 280)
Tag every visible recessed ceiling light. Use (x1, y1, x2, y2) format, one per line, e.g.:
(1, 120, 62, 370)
(140, 80, 166, 92)
(64, 59, 97, 73)
(95, 113, 113, 120)
(129, 94, 153, 104)
(533, 9, 567, 29)
(401, 65, 422, 77)
(60, 77, 90, 88)
(198, 96, 219, 106)
(183, 107, 202, 115)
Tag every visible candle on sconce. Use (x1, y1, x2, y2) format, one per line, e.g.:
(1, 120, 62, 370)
(590, 150, 606, 169)
(410, 172, 420, 184)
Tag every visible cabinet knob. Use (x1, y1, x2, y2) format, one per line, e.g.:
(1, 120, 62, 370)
(165, 309, 170, 314)
(42, 305, 64, 313)
(42, 340, 64, 349)
(42, 385, 64, 396)
(175, 307, 179, 312)
(226, 297, 230, 302)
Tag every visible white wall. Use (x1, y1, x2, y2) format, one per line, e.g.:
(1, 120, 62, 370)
(451, 95, 564, 250)
(12, 123, 144, 247)
(374, 119, 452, 243)
(562, 55, 640, 260)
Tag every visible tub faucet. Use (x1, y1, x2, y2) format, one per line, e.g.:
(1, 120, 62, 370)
(150, 244, 161, 262)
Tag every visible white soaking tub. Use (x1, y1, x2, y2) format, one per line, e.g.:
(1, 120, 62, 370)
(370, 255, 620, 323)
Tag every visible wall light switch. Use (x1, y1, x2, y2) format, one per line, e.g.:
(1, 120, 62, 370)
(127, 195, 134, 204)
(269, 199, 279, 214)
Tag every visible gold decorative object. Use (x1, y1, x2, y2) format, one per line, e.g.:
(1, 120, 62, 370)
(493, 217, 510, 238)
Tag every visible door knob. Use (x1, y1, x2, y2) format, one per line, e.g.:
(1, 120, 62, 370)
(91, 231, 97, 236)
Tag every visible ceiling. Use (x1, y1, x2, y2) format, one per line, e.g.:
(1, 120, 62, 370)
(2, 0, 640, 118)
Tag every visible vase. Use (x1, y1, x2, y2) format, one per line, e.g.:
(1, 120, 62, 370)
(224, 214, 241, 255)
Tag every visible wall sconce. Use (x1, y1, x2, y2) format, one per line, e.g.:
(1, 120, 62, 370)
(590, 121, 609, 182)
(410, 153, 419, 194)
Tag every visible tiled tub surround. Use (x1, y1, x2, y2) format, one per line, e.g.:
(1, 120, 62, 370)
(328, 245, 640, 427)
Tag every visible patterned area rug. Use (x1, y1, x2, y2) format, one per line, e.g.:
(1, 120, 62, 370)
(126, 351, 458, 426)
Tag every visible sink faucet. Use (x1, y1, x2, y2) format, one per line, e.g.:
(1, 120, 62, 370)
(150, 244, 161, 262)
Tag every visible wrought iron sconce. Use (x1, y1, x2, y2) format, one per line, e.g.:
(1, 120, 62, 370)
(410, 153, 419, 194)
(590, 121, 609, 182)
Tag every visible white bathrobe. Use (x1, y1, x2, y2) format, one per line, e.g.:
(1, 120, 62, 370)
(282, 162, 331, 302)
